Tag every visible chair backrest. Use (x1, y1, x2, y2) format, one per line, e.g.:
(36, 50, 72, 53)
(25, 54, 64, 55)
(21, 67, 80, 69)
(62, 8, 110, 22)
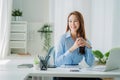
(45, 46, 56, 67)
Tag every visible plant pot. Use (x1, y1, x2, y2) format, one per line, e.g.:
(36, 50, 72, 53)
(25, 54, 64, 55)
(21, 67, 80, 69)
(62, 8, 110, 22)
(14, 16, 22, 21)
(95, 61, 106, 65)
(33, 64, 40, 70)
(12, 16, 15, 21)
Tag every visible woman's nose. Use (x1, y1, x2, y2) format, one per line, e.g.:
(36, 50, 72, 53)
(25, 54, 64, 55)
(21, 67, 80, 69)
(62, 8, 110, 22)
(71, 22, 75, 25)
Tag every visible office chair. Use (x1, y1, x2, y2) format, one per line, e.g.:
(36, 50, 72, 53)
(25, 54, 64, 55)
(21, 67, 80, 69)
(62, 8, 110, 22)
(46, 46, 56, 68)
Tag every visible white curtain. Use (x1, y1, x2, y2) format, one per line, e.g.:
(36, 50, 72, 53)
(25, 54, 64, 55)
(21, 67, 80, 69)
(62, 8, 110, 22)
(91, 0, 114, 52)
(50, 0, 120, 53)
(91, 0, 120, 52)
(112, 0, 120, 48)
(0, 0, 12, 59)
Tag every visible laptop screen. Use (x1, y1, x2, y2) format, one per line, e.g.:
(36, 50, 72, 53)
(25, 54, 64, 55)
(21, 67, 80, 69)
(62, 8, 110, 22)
(105, 48, 120, 71)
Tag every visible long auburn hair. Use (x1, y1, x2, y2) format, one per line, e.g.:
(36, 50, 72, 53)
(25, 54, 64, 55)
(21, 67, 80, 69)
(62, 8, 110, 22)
(66, 11, 86, 54)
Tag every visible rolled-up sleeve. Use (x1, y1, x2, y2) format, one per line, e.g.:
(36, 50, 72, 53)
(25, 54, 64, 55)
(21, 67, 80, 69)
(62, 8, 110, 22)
(84, 47, 95, 67)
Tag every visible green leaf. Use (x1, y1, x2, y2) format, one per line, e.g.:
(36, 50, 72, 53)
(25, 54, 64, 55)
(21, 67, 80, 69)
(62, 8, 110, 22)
(34, 57, 39, 64)
(104, 51, 110, 58)
(92, 50, 104, 59)
(12, 9, 22, 16)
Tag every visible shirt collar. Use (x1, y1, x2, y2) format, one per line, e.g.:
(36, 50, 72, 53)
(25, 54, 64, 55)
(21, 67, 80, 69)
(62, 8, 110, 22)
(66, 31, 71, 38)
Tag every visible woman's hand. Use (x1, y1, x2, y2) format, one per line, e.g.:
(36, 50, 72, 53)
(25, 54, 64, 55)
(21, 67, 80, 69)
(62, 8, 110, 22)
(77, 37, 86, 47)
(78, 37, 92, 48)
(69, 37, 91, 52)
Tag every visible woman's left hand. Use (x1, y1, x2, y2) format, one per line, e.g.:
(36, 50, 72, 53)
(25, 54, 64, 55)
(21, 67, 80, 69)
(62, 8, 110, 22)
(78, 37, 92, 48)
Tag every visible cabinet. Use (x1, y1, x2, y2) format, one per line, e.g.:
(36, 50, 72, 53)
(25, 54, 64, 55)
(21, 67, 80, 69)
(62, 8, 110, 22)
(10, 21, 27, 54)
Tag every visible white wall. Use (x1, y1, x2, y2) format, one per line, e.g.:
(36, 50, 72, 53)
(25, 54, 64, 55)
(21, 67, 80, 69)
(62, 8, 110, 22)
(12, 0, 49, 22)
(11, 0, 51, 56)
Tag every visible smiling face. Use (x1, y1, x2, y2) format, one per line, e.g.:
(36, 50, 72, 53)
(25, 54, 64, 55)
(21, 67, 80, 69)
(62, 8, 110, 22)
(68, 14, 80, 33)
(66, 11, 86, 40)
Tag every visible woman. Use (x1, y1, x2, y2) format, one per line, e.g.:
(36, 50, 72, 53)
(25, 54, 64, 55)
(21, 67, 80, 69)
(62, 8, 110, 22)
(54, 11, 102, 80)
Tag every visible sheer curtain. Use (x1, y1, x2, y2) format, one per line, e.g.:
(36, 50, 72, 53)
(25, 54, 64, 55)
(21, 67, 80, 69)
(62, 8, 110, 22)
(91, 0, 114, 52)
(0, 0, 12, 59)
(91, 0, 120, 52)
(112, 0, 120, 48)
(50, 0, 120, 53)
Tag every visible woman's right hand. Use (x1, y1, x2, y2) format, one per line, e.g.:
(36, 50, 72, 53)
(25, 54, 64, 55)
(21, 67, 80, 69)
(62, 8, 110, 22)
(69, 37, 82, 52)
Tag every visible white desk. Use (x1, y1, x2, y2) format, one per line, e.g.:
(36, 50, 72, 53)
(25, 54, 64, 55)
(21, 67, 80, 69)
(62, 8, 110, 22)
(27, 68, 120, 80)
(0, 58, 120, 80)
(0, 70, 29, 80)
(0, 57, 33, 80)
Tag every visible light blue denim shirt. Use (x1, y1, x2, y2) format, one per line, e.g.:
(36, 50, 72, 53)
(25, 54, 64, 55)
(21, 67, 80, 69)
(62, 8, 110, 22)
(55, 32, 95, 67)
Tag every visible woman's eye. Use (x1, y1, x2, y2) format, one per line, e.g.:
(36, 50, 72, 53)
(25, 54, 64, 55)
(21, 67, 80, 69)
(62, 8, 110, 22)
(69, 21, 72, 23)
(74, 20, 79, 22)
(69, 20, 79, 23)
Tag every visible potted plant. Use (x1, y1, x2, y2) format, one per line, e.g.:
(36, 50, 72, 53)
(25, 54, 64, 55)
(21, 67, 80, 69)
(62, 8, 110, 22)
(38, 24, 53, 53)
(92, 50, 110, 65)
(33, 57, 40, 70)
(12, 9, 23, 21)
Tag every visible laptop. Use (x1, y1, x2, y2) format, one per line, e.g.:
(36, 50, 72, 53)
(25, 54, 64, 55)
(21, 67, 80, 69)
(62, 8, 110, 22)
(92, 47, 120, 72)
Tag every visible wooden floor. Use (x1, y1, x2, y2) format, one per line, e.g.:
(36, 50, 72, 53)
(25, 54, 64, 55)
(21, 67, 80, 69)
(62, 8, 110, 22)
(102, 78, 113, 80)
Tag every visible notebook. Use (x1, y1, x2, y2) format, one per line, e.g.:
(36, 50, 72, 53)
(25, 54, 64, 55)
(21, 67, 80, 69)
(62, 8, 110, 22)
(92, 48, 120, 72)
(17, 64, 33, 68)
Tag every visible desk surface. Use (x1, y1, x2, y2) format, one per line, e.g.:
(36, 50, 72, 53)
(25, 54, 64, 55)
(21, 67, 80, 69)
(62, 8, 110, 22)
(0, 58, 120, 80)
(28, 68, 120, 78)
(0, 58, 33, 80)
